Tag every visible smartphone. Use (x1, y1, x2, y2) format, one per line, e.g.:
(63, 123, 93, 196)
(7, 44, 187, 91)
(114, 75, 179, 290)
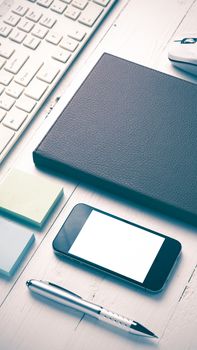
(53, 204, 181, 292)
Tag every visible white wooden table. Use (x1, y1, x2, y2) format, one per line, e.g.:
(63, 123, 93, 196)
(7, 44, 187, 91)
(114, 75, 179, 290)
(0, 1, 197, 349)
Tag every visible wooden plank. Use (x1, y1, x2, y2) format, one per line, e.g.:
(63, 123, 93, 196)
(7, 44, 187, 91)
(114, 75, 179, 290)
(0, 184, 196, 349)
(92, 0, 196, 67)
(160, 265, 197, 349)
(0, 0, 197, 349)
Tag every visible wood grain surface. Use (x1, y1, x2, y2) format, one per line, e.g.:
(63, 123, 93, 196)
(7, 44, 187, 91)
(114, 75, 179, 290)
(0, 1, 197, 349)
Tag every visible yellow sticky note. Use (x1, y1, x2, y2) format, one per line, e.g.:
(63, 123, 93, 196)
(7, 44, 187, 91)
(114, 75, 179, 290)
(0, 169, 63, 227)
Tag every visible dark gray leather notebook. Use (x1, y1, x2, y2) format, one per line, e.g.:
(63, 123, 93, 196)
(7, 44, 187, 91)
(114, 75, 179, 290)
(33, 53, 197, 225)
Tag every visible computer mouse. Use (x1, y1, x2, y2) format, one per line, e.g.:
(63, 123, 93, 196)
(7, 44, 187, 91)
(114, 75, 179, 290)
(168, 35, 197, 75)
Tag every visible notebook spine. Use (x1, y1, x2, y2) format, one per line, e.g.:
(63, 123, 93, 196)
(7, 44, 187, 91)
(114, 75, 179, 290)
(33, 150, 65, 175)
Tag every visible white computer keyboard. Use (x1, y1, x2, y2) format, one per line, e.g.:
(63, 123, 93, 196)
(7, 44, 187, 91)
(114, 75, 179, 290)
(0, 0, 116, 163)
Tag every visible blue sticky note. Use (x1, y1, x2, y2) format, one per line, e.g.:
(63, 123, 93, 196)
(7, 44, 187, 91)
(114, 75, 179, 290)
(0, 218, 35, 277)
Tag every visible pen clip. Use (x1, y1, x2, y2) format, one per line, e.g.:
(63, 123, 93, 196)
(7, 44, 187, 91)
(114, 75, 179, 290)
(47, 282, 82, 299)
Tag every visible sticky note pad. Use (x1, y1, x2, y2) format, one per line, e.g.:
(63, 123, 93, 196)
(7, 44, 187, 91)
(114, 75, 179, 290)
(0, 218, 35, 277)
(0, 169, 63, 227)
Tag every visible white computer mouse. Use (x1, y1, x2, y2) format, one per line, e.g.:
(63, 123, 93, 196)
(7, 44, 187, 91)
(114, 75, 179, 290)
(168, 35, 197, 75)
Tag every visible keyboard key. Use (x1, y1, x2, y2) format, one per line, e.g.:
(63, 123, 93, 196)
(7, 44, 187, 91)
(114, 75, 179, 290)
(16, 95, 36, 112)
(0, 125, 15, 154)
(6, 82, 24, 99)
(93, 0, 110, 6)
(5, 54, 29, 74)
(37, 62, 60, 83)
(3, 108, 27, 131)
(32, 24, 48, 38)
(39, 15, 56, 28)
(0, 0, 115, 162)
(17, 18, 35, 32)
(4, 13, 21, 27)
(9, 29, 27, 43)
(23, 36, 41, 49)
(12, 5, 29, 16)
(0, 57, 6, 69)
(64, 6, 81, 20)
(0, 46, 15, 59)
(0, 71, 13, 86)
(72, 0, 88, 10)
(78, 2, 103, 26)
(50, 1, 67, 14)
(0, 85, 5, 96)
(46, 31, 62, 45)
(25, 79, 48, 100)
(0, 94, 15, 110)
(68, 26, 86, 41)
(26, 10, 42, 22)
(15, 61, 43, 86)
(0, 109, 6, 121)
(52, 48, 71, 63)
(60, 37, 78, 51)
(0, 24, 12, 37)
(37, 0, 54, 7)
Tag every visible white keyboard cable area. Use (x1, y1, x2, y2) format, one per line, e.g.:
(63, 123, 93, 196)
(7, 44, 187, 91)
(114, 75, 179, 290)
(0, 0, 117, 163)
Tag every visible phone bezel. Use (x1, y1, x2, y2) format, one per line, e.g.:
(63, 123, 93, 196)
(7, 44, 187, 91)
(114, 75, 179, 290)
(53, 203, 181, 292)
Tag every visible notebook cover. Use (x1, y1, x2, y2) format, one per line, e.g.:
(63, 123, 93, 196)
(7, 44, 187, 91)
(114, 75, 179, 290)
(33, 53, 197, 225)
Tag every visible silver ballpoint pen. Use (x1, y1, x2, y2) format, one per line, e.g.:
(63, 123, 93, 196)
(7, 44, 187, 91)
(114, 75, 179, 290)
(26, 279, 157, 338)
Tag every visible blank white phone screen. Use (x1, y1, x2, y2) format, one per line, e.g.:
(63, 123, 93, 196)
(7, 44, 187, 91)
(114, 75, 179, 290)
(69, 210, 165, 283)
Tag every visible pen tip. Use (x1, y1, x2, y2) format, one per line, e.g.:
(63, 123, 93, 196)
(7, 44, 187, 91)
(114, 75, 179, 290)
(131, 322, 158, 338)
(26, 280, 31, 287)
(152, 333, 158, 339)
